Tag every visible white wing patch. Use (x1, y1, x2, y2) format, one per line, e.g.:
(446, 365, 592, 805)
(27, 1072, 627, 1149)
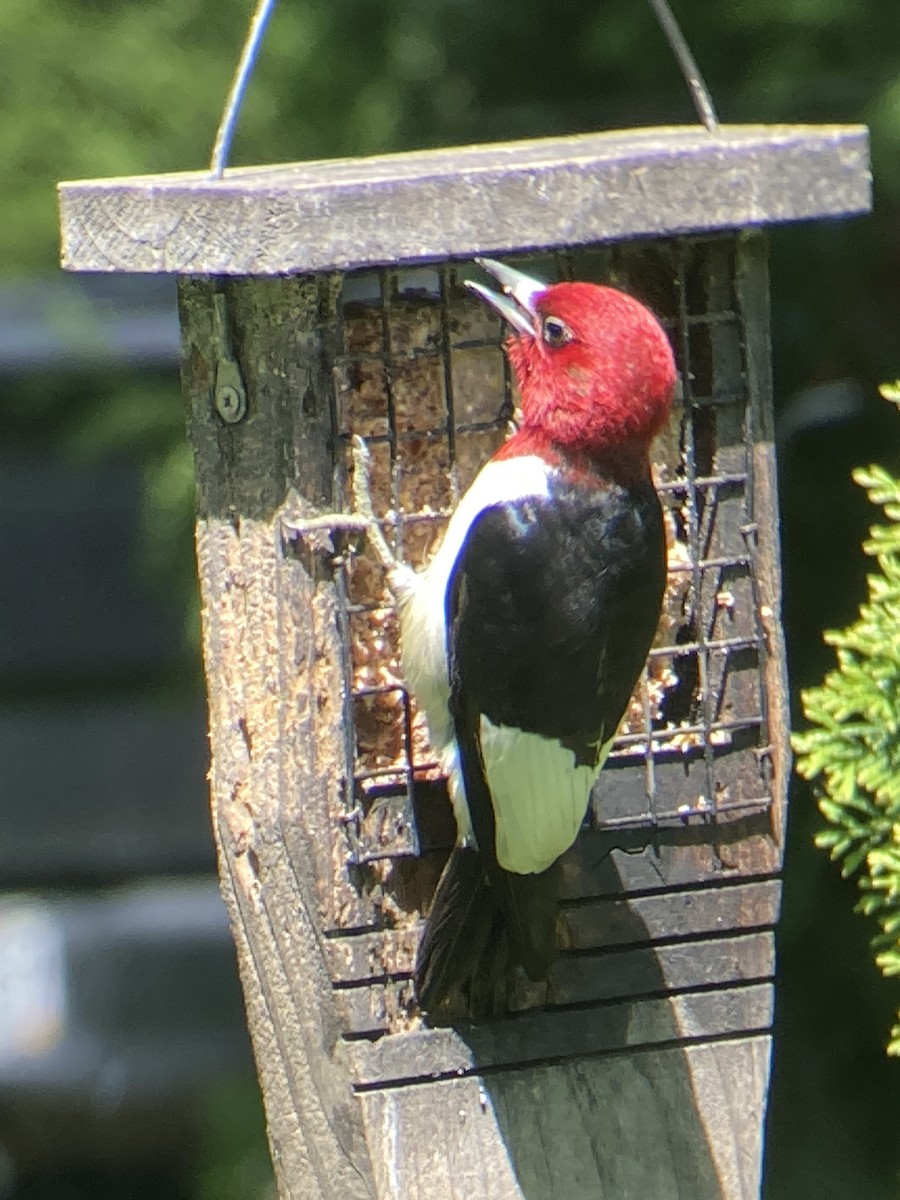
(440, 722, 614, 874)
(478, 720, 615, 875)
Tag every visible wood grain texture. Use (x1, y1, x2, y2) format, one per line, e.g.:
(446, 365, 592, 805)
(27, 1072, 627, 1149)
(326, 878, 781, 982)
(358, 1034, 772, 1199)
(180, 275, 376, 1200)
(59, 124, 869, 275)
(348, 983, 773, 1085)
(335, 932, 774, 1039)
(736, 234, 793, 846)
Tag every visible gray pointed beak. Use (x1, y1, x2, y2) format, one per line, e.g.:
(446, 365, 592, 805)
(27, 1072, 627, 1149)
(464, 257, 548, 338)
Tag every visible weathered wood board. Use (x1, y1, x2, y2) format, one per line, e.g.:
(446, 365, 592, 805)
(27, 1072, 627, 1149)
(58, 124, 869, 275)
(180, 274, 375, 1200)
(357, 1034, 773, 1200)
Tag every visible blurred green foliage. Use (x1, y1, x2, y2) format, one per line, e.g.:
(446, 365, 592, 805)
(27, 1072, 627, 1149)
(193, 1078, 275, 1200)
(4, 0, 899, 1196)
(3, 0, 900, 275)
(795, 388, 900, 1057)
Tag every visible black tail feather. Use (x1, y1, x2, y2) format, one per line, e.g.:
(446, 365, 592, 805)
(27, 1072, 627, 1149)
(415, 846, 560, 1020)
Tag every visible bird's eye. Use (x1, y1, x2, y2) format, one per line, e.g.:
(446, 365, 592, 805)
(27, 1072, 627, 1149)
(542, 316, 572, 348)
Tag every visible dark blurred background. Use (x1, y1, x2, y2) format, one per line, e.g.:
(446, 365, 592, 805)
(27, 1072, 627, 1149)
(2, 1, 898, 1197)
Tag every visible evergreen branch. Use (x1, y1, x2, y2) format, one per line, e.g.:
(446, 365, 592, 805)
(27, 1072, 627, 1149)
(793, 387, 900, 1055)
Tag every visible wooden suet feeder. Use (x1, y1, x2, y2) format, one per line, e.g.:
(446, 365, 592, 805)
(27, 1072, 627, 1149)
(59, 120, 869, 1199)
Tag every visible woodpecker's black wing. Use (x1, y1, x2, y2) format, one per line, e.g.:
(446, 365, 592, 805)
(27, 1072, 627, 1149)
(449, 473, 665, 764)
(418, 467, 665, 1012)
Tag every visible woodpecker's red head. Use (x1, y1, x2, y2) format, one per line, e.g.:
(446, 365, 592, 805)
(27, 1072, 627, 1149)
(466, 258, 677, 455)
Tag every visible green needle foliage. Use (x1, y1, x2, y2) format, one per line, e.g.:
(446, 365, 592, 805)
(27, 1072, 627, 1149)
(794, 383, 900, 1055)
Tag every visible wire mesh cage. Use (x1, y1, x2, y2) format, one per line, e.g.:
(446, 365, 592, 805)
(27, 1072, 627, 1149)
(292, 230, 783, 1034)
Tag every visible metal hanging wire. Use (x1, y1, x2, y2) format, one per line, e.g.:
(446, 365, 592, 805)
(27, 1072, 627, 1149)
(209, 0, 279, 177)
(207, 0, 719, 177)
(646, 0, 720, 133)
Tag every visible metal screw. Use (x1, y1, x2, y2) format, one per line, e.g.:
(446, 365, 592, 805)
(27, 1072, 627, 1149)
(215, 383, 247, 423)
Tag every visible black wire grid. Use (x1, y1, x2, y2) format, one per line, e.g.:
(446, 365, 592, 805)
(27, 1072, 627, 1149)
(329, 234, 775, 868)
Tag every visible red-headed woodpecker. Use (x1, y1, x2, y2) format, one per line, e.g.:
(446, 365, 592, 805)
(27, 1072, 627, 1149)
(377, 259, 677, 1016)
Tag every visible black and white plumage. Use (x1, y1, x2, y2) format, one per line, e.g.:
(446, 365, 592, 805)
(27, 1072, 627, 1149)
(384, 259, 677, 1017)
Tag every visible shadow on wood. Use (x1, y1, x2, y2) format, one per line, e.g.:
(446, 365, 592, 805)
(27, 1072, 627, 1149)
(350, 836, 775, 1199)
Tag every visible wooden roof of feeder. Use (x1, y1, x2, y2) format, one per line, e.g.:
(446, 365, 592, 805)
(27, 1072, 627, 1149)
(59, 123, 870, 275)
